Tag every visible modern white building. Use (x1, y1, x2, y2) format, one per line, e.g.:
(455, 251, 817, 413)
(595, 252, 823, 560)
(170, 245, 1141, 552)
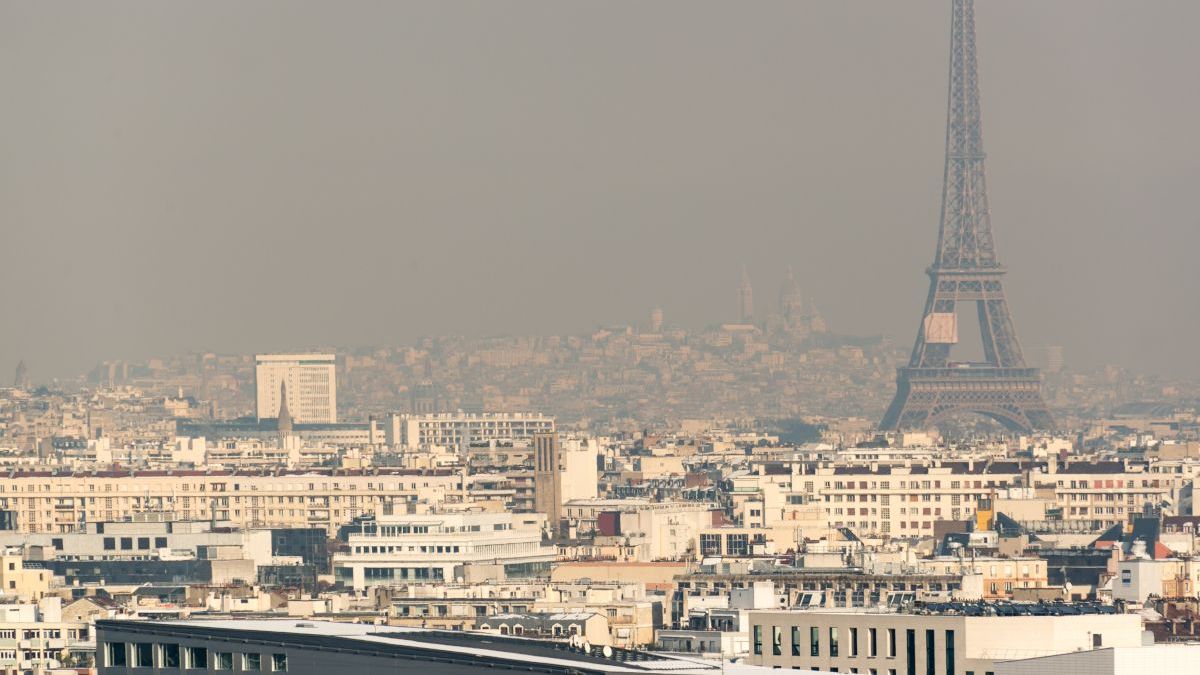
(384, 412, 554, 448)
(747, 607, 1142, 674)
(255, 354, 337, 424)
(333, 511, 557, 590)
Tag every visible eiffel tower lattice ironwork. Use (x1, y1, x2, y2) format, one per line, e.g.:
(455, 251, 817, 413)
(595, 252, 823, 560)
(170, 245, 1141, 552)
(880, 0, 1053, 433)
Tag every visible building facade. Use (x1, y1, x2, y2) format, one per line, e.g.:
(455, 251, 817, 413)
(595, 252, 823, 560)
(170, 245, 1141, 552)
(254, 354, 337, 424)
(0, 468, 461, 534)
(747, 608, 1141, 674)
(384, 412, 554, 449)
(332, 511, 556, 590)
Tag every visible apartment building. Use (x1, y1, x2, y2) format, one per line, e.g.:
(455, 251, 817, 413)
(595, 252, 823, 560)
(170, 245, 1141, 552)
(0, 549, 50, 599)
(0, 518, 271, 562)
(332, 510, 556, 590)
(0, 468, 462, 533)
(254, 354, 337, 424)
(564, 499, 719, 561)
(753, 458, 1196, 539)
(533, 582, 662, 648)
(914, 556, 1049, 600)
(657, 581, 777, 659)
(384, 412, 554, 449)
(1112, 556, 1200, 603)
(673, 567, 983, 622)
(0, 598, 93, 672)
(748, 607, 1141, 674)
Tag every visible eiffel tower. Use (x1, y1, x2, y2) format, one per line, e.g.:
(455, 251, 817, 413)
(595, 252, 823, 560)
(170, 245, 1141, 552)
(880, 0, 1053, 433)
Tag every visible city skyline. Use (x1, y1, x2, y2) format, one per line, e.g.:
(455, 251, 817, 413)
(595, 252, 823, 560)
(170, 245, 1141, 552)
(2, 4, 1200, 670)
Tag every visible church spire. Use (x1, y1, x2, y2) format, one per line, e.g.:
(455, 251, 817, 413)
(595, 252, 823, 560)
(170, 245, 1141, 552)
(277, 381, 293, 434)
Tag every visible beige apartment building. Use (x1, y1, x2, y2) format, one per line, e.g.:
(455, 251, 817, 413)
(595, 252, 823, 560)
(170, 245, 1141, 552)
(0, 550, 51, 599)
(0, 468, 463, 533)
(748, 609, 1142, 674)
(767, 458, 1195, 538)
(915, 557, 1049, 600)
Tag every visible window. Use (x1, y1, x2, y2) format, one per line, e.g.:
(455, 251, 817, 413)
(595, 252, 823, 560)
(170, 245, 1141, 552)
(215, 652, 234, 670)
(869, 628, 878, 657)
(1092, 634, 1102, 648)
(186, 647, 208, 669)
(772, 626, 783, 656)
(137, 537, 151, 550)
(156, 537, 168, 548)
(106, 642, 127, 667)
(161, 644, 180, 669)
(887, 629, 896, 659)
(830, 627, 840, 657)
(810, 626, 820, 657)
(243, 653, 261, 671)
(103, 537, 116, 551)
(906, 630, 916, 675)
(945, 630, 955, 675)
(271, 654, 287, 672)
(925, 630, 935, 675)
(121, 537, 134, 550)
(791, 626, 803, 657)
(135, 643, 154, 668)
(850, 627, 859, 657)
(753, 625, 763, 655)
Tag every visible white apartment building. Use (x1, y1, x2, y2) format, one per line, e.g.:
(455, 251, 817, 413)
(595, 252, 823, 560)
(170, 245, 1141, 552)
(333, 511, 557, 590)
(255, 354, 337, 424)
(385, 412, 554, 449)
(0, 518, 272, 563)
(0, 598, 94, 672)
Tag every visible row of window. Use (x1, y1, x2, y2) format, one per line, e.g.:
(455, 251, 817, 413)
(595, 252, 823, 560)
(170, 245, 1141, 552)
(0, 480, 450, 494)
(102, 537, 170, 551)
(0, 629, 80, 640)
(104, 642, 286, 672)
(752, 626, 952, 668)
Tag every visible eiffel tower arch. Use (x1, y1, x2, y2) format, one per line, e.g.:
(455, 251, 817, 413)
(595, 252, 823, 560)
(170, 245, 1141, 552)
(881, 0, 1053, 434)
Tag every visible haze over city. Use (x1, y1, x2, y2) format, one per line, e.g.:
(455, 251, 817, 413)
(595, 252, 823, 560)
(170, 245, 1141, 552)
(4, 0, 1198, 381)
(4, 3, 1200, 674)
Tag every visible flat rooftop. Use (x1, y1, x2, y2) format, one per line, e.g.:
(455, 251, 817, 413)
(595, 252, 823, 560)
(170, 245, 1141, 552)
(96, 618, 778, 674)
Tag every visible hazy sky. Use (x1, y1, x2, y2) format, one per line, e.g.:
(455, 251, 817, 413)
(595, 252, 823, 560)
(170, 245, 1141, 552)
(3, 1, 1198, 381)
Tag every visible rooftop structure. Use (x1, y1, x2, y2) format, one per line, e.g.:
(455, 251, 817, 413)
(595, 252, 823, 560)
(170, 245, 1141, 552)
(95, 618, 777, 674)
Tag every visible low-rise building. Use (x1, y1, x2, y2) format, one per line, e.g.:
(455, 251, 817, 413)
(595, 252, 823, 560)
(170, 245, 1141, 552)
(747, 605, 1141, 673)
(333, 510, 556, 590)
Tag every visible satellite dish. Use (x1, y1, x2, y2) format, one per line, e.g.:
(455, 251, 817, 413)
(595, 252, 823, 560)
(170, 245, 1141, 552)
(602, 646, 613, 659)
